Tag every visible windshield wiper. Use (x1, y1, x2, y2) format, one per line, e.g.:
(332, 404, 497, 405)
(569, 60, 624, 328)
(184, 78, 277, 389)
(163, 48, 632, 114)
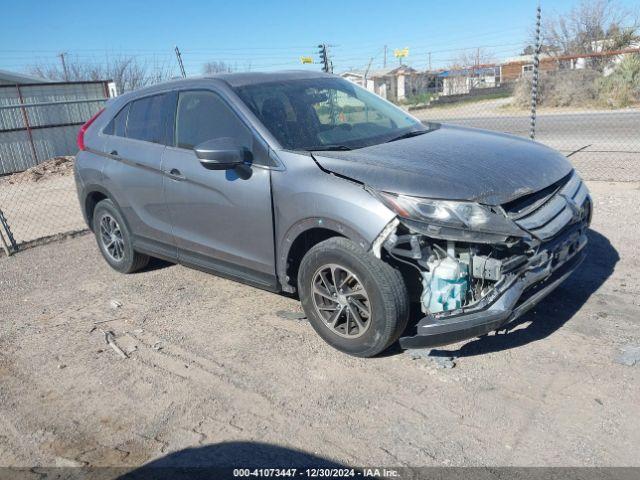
(385, 129, 429, 143)
(306, 145, 352, 151)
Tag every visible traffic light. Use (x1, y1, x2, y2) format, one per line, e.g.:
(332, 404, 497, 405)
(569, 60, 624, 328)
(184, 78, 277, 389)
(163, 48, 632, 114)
(318, 44, 330, 73)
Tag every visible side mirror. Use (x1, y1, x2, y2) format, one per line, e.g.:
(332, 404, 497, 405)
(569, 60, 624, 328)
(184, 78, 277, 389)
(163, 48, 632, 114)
(194, 138, 252, 170)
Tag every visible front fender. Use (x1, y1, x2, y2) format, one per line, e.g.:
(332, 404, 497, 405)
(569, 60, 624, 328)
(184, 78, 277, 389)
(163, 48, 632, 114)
(271, 150, 395, 291)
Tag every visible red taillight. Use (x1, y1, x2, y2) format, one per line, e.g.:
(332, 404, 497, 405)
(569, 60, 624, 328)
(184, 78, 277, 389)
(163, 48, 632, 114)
(77, 108, 104, 151)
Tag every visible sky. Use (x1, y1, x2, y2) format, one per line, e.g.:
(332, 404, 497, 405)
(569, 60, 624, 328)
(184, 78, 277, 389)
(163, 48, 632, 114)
(1, 0, 638, 77)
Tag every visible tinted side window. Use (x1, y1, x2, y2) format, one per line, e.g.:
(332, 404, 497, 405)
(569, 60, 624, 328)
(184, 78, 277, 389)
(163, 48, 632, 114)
(103, 103, 129, 137)
(175, 91, 251, 150)
(126, 94, 168, 144)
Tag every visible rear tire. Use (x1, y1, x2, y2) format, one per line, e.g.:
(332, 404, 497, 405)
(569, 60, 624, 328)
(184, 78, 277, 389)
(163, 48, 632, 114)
(298, 237, 409, 357)
(92, 199, 149, 273)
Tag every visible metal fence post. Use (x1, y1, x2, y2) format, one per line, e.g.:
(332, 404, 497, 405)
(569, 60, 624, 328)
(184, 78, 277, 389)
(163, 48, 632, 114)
(530, 4, 541, 140)
(16, 84, 39, 166)
(0, 207, 17, 255)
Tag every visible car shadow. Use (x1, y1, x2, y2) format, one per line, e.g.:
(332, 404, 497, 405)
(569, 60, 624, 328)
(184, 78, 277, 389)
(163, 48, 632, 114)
(137, 257, 175, 273)
(394, 229, 618, 358)
(117, 441, 353, 480)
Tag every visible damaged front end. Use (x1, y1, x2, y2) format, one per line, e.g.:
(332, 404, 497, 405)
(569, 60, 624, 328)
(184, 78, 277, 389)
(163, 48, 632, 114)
(370, 171, 592, 348)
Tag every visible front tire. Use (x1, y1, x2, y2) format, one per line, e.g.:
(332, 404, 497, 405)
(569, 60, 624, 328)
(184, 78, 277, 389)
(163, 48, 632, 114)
(298, 237, 409, 357)
(92, 199, 149, 273)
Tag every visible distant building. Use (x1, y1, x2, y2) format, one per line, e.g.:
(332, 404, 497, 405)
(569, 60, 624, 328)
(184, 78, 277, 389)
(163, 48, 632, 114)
(341, 66, 439, 103)
(340, 71, 366, 87)
(438, 65, 500, 96)
(500, 55, 558, 82)
(500, 46, 640, 81)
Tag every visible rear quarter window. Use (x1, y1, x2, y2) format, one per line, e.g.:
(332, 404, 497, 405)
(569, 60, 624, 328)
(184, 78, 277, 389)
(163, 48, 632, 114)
(103, 104, 129, 137)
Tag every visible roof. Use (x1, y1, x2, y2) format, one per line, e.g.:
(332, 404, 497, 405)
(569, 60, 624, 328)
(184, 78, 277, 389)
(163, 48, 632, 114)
(340, 71, 365, 78)
(367, 66, 418, 78)
(439, 65, 498, 77)
(501, 54, 554, 64)
(0, 69, 51, 85)
(502, 47, 640, 65)
(205, 70, 334, 87)
(106, 70, 338, 103)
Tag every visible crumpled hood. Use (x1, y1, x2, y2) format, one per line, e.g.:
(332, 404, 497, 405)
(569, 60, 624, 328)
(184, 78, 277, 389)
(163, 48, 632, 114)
(312, 124, 573, 205)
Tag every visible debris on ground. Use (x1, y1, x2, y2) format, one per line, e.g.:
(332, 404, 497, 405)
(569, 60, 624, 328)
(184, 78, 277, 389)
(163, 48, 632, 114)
(102, 330, 128, 359)
(406, 349, 457, 369)
(276, 310, 307, 321)
(614, 345, 640, 366)
(93, 318, 120, 325)
(110, 300, 123, 309)
(152, 342, 163, 351)
(1, 156, 74, 185)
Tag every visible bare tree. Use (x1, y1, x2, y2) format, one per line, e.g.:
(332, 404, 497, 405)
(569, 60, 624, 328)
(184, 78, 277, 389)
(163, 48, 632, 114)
(449, 48, 496, 68)
(542, 0, 639, 56)
(29, 56, 175, 93)
(202, 61, 233, 74)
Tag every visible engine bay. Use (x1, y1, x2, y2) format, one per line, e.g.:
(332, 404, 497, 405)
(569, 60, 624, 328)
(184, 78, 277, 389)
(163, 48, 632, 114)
(378, 205, 590, 318)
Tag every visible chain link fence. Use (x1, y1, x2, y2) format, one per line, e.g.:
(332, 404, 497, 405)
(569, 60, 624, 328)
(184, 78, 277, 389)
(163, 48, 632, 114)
(410, 49, 640, 182)
(1, 49, 639, 256)
(0, 81, 111, 255)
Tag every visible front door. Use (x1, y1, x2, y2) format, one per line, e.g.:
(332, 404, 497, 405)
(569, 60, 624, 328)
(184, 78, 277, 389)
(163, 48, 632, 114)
(162, 89, 276, 289)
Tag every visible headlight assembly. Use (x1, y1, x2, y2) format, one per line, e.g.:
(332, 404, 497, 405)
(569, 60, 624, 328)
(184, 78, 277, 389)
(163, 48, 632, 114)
(373, 191, 526, 242)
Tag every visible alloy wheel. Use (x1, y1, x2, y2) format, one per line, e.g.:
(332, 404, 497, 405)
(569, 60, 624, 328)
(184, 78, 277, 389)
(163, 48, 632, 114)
(311, 263, 372, 338)
(99, 213, 125, 262)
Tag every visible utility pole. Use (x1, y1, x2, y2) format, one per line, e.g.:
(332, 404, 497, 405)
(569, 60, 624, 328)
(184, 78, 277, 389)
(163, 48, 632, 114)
(383, 45, 387, 68)
(364, 57, 374, 88)
(174, 46, 186, 78)
(428, 52, 432, 71)
(58, 52, 69, 81)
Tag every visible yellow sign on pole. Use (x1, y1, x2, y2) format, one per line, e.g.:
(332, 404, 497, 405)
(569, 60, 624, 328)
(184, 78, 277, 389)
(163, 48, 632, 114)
(300, 56, 314, 64)
(393, 48, 409, 59)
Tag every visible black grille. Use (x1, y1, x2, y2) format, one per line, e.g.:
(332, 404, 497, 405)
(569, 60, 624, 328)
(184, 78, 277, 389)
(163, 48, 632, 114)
(503, 172, 572, 217)
(505, 172, 589, 241)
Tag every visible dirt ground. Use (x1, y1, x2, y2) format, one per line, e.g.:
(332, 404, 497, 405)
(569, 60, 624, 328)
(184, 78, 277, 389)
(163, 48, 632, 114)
(0, 173, 85, 246)
(0, 181, 639, 469)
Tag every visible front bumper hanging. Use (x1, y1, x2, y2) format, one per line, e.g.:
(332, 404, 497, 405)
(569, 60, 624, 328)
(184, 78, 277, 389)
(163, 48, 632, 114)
(399, 227, 587, 349)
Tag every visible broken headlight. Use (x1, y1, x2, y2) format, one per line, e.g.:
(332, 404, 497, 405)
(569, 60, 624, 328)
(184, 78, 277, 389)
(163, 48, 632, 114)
(373, 191, 526, 241)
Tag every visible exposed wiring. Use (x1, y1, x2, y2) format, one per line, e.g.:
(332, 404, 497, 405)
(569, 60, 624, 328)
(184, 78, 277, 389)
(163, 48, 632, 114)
(387, 249, 424, 274)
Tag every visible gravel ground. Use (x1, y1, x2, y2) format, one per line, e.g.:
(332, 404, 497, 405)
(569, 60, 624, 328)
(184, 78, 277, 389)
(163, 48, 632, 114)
(0, 181, 639, 469)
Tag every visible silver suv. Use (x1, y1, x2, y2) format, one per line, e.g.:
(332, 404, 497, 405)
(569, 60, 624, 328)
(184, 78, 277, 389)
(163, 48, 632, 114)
(74, 71, 591, 357)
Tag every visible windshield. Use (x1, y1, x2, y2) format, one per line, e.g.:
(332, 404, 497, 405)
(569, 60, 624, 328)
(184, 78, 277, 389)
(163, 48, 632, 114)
(233, 77, 426, 150)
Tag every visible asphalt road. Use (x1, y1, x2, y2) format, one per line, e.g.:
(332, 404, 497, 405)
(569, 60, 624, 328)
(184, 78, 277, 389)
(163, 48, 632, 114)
(434, 110, 640, 152)
(420, 110, 640, 181)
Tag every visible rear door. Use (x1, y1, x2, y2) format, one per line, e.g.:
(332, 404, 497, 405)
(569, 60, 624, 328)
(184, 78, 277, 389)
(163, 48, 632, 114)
(103, 93, 176, 259)
(161, 89, 276, 288)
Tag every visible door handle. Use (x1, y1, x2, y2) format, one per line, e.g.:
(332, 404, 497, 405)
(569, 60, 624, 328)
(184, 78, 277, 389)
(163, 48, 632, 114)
(110, 150, 119, 157)
(166, 168, 185, 180)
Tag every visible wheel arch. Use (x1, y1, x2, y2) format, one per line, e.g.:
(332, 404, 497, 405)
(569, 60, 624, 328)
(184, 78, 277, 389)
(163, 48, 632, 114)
(81, 185, 125, 232)
(278, 218, 371, 293)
